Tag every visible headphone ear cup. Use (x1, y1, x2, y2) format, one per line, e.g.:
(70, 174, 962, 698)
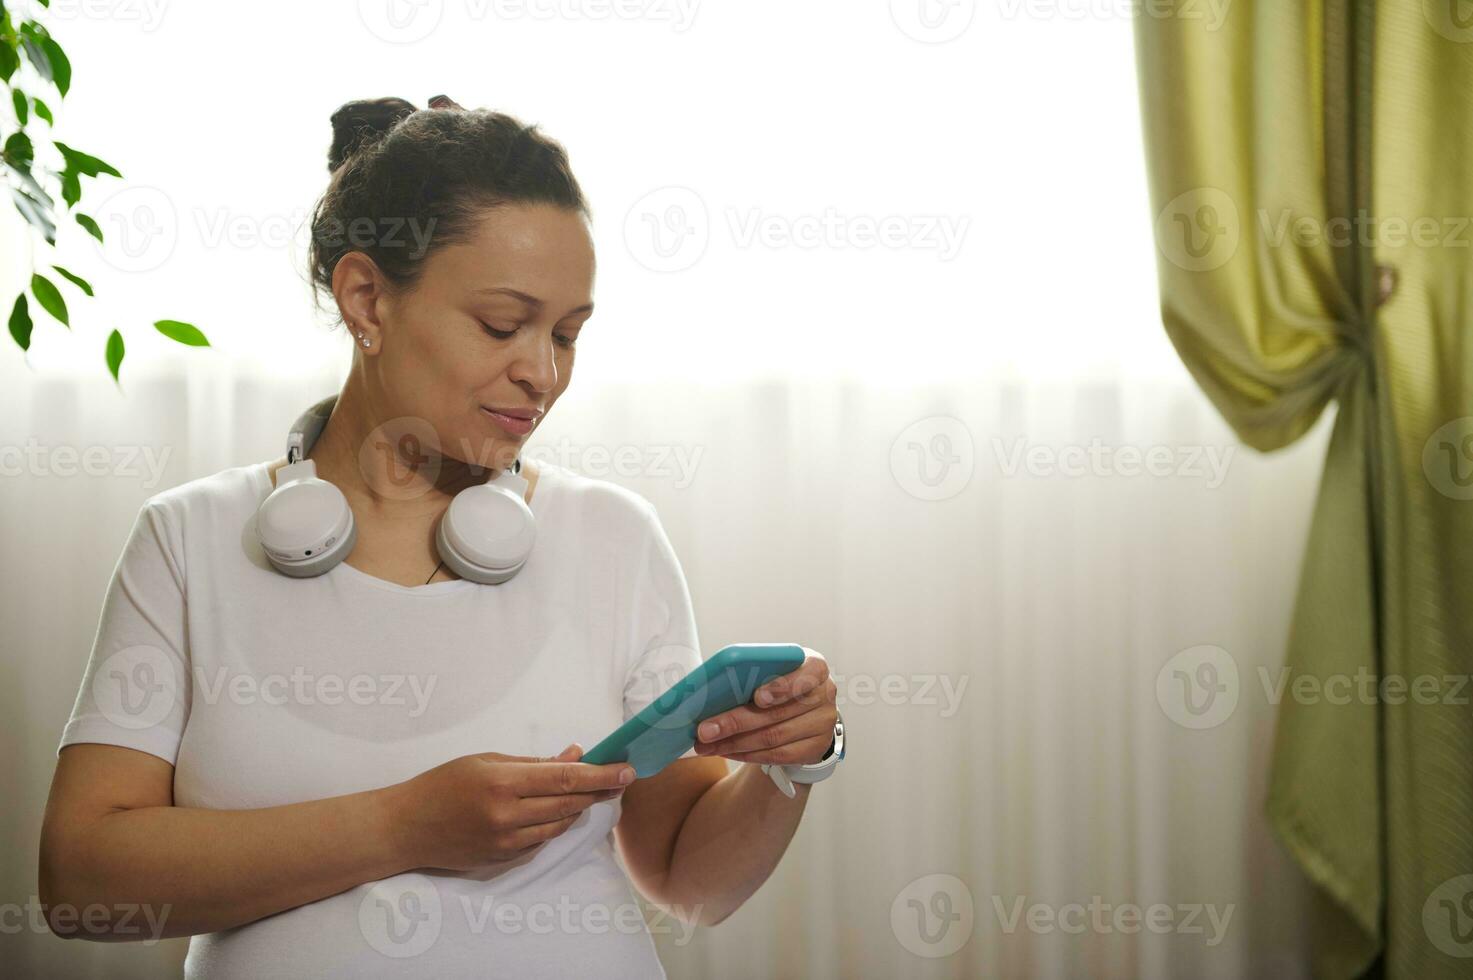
(436, 483, 536, 585)
(256, 469, 357, 577)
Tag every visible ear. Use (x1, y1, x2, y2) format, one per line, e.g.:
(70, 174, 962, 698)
(331, 251, 387, 352)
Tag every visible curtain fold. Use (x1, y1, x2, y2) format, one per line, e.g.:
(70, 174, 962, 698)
(1135, 2, 1473, 976)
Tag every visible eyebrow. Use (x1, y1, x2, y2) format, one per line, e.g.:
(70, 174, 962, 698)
(473, 287, 594, 317)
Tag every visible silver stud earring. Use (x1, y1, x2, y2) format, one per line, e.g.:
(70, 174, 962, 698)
(358, 333, 371, 349)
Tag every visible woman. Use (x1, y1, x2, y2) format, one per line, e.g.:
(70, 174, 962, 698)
(38, 96, 841, 978)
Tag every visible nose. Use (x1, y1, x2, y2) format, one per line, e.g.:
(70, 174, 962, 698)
(506, 329, 559, 394)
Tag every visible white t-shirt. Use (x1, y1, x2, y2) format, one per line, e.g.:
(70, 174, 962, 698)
(57, 458, 705, 979)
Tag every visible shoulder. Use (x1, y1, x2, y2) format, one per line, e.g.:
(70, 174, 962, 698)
(141, 460, 273, 528)
(533, 459, 661, 539)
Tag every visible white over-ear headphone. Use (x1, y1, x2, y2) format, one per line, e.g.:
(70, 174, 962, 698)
(254, 394, 536, 584)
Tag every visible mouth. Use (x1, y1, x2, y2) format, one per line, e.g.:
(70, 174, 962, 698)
(480, 405, 542, 436)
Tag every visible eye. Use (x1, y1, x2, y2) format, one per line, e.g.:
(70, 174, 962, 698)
(481, 320, 577, 350)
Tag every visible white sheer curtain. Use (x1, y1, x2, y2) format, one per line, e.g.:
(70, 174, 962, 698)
(0, 3, 1331, 976)
(2, 353, 1327, 978)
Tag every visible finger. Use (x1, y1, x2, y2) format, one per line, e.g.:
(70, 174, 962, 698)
(503, 812, 584, 851)
(514, 787, 624, 825)
(720, 731, 836, 766)
(492, 742, 583, 765)
(753, 651, 829, 709)
(476, 751, 547, 764)
(516, 760, 636, 796)
(696, 695, 811, 745)
(696, 707, 835, 757)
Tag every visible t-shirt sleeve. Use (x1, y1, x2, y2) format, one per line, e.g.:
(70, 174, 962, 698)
(57, 499, 191, 766)
(621, 504, 704, 760)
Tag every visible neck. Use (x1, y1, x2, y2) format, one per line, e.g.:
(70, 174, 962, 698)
(305, 378, 499, 514)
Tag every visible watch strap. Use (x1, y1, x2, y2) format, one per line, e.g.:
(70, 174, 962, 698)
(760, 712, 844, 797)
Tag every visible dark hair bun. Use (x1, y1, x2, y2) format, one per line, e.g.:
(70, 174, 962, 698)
(327, 97, 417, 172)
(308, 96, 588, 323)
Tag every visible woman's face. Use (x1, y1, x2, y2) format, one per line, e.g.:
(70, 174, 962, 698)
(350, 202, 596, 472)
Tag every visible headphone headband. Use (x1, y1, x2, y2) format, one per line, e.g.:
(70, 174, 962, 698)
(287, 394, 339, 464)
(286, 393, 523, 482)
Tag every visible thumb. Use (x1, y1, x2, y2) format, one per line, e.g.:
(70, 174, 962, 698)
(536, 742, 586, 766)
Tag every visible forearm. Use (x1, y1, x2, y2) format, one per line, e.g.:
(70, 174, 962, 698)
(658, 763, 811, 926)
(40, 785, 410, 941)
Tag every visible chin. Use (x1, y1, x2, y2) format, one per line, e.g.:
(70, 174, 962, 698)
(459, 424, 522, 470)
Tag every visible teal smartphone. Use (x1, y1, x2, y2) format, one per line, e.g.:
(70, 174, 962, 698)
(582, 643, 807, 777)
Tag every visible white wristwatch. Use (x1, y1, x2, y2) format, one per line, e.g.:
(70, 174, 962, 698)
(761, 712, 845, 798)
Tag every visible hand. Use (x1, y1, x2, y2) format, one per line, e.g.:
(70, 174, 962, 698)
(693, 648, 839, 766)
(384, 743, 635, 872)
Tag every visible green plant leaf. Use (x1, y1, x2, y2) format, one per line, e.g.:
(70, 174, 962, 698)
(3, 130, 33, 168)
(51, 265, 93, 296)
(11, 186, 56, 242)
(11, 87, 26, 125)
(20, 35, 51, 85)
(155, 319, 210, 347)
(11, 163, 53, 209)
(30, 272, 67, 326)
(75, 212, 102, 242)
(39, 36, 68, 96)
(60, 169, 79, 207)
(105, 328, 124, 383)
(0, 43, 17, 83)
(8, 293, 32, 351)
(32, 95, 52, 125)
(54, 141, 120, 178)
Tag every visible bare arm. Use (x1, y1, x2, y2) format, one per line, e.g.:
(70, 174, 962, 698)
(615, 755, 811, 927)
(39, 743, 410, 941)
(39, 742, 632, 942)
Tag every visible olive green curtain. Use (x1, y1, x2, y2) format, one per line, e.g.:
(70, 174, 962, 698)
(1135, 2, 1473, 977)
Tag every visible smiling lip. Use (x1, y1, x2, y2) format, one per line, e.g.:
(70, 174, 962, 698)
(483, 406, 544, 421)
(481, 406, 541, 436)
